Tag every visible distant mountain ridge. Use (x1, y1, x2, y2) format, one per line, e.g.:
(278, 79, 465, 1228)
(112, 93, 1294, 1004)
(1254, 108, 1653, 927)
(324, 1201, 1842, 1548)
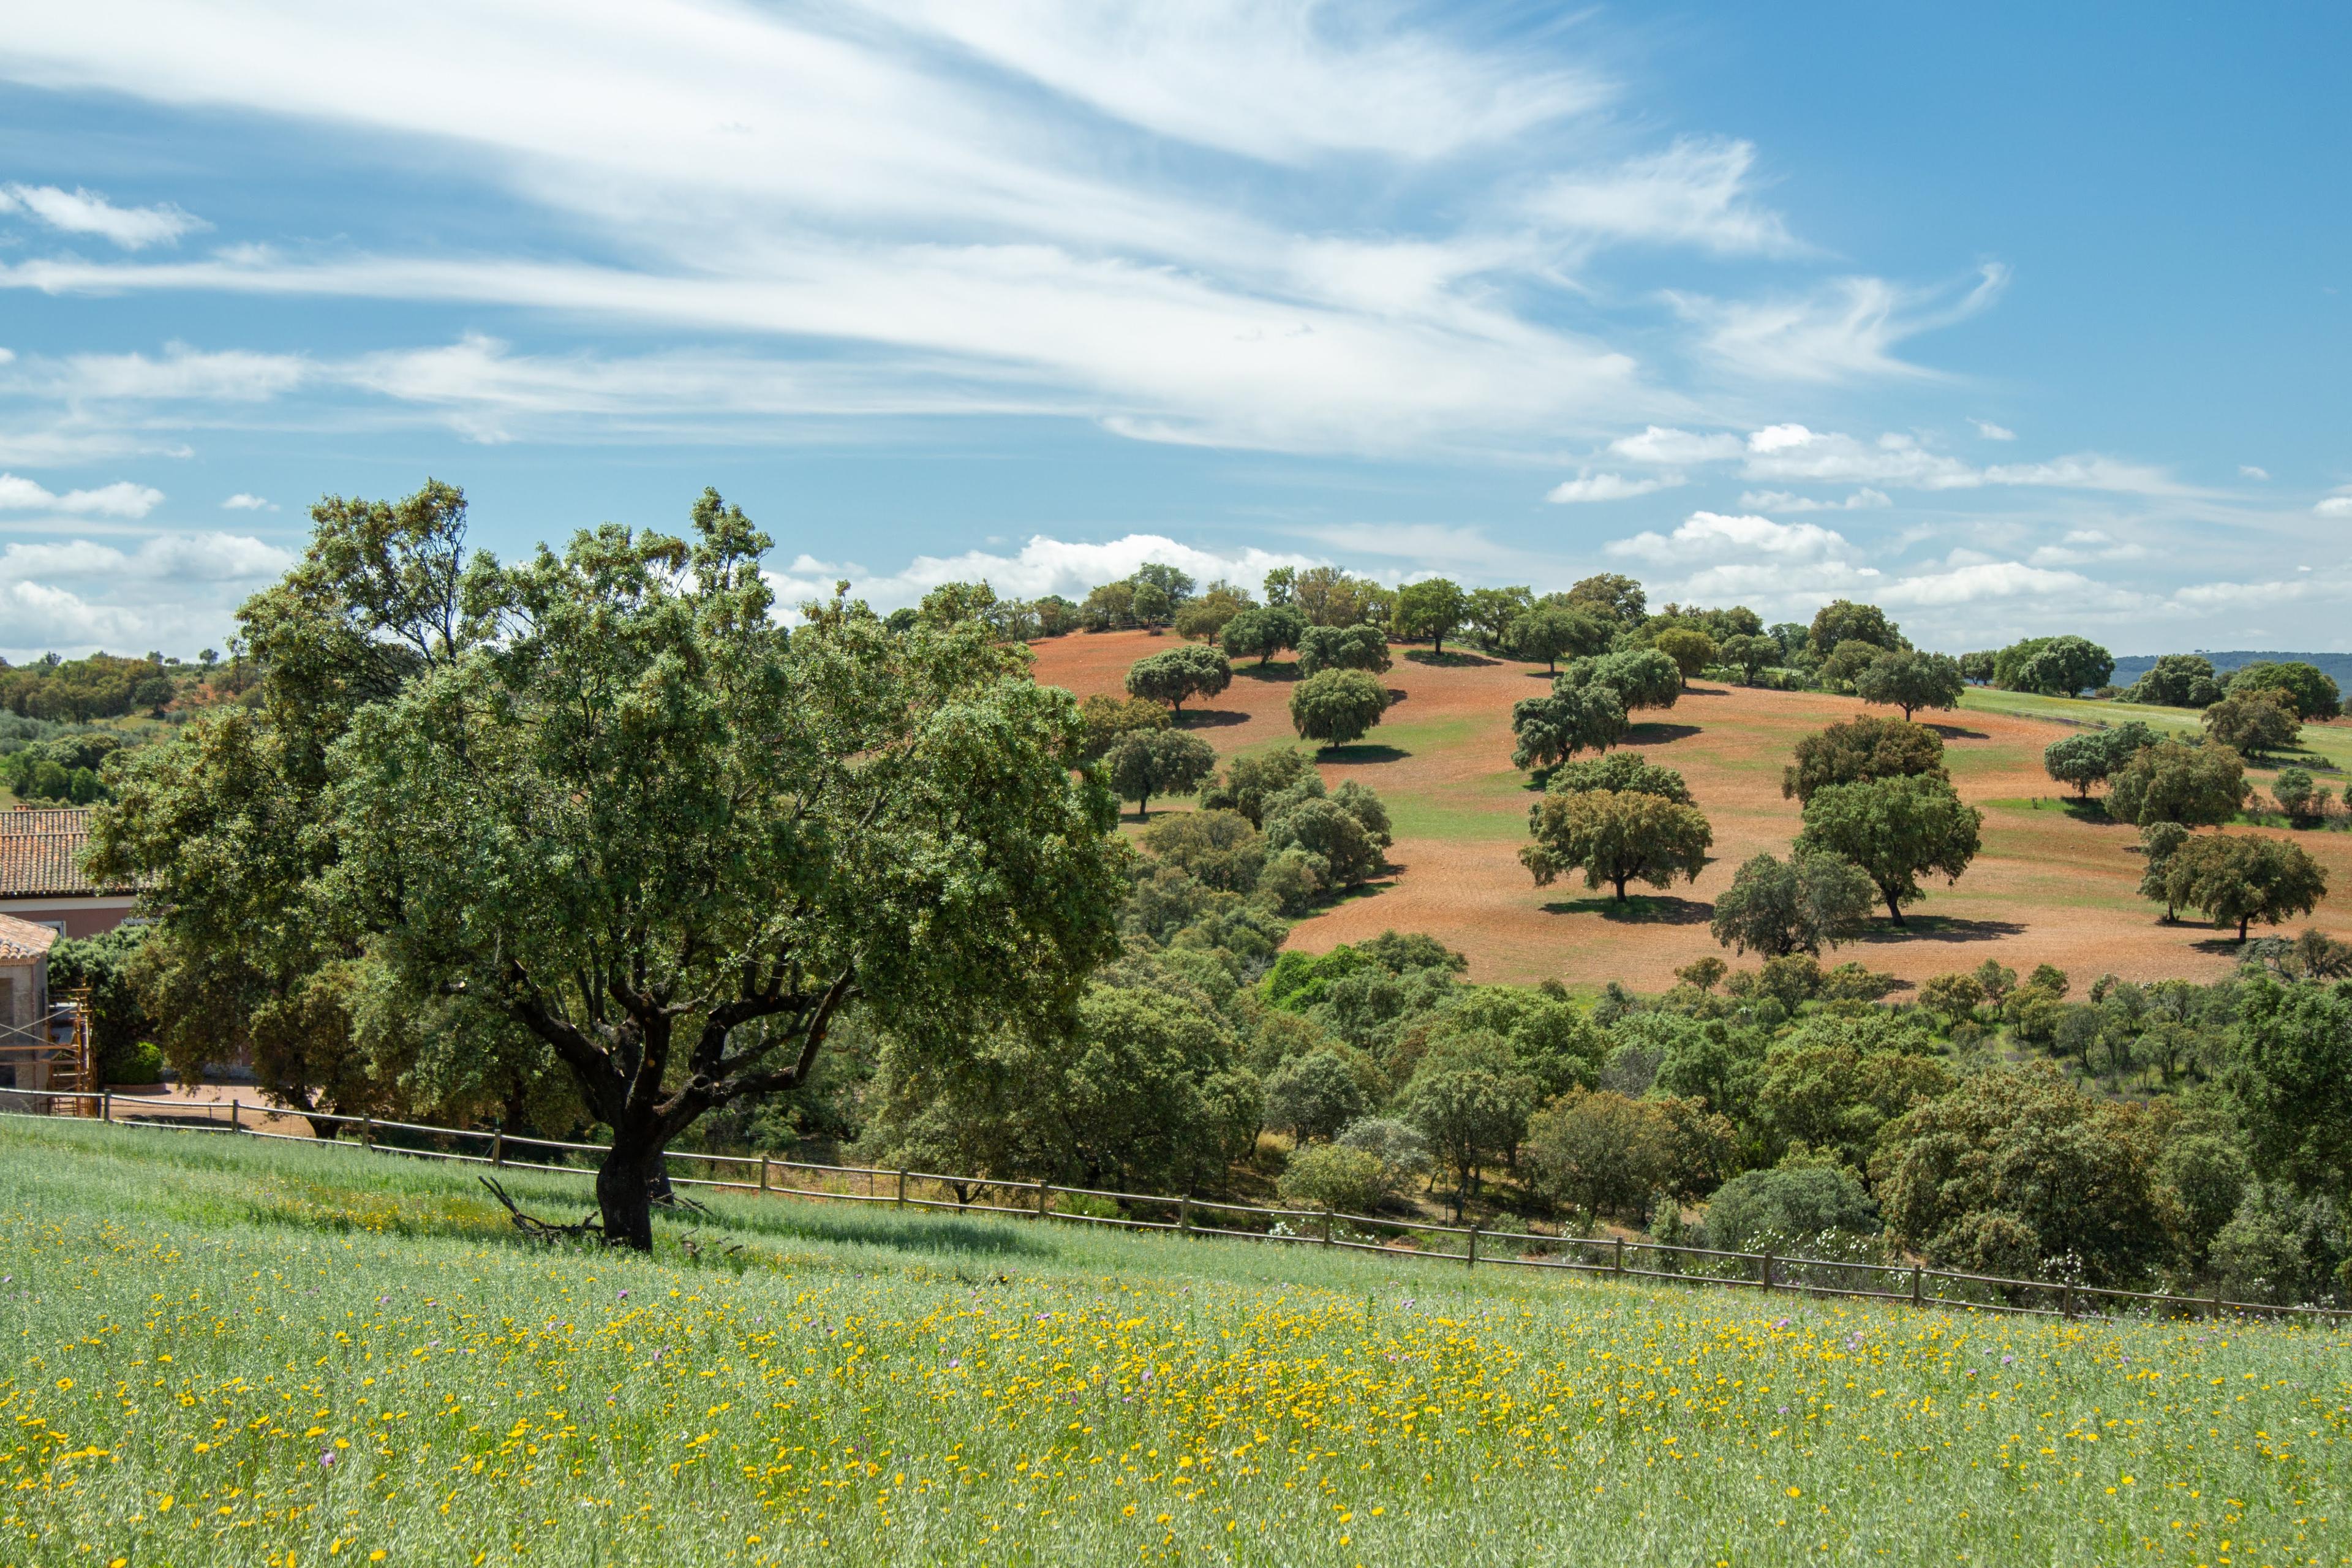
(2110, 650, 2352, 686)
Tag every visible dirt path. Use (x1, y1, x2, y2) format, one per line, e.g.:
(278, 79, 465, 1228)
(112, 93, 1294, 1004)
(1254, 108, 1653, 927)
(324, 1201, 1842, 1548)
(1033, 630, 2352, 990)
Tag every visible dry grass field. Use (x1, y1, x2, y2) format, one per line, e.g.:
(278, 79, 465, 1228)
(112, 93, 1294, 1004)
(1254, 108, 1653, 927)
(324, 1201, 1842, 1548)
(1034, 630, 2352, 991)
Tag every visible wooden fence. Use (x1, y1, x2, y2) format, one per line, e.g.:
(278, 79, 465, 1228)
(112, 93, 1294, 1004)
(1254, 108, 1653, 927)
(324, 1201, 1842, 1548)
(6, 1084, 2346, 1330)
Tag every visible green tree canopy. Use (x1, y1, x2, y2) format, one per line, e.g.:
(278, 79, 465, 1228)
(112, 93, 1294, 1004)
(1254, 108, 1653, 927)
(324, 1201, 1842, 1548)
(1288, 669, 1389, 751)
(1262, 1049, 1374, 1142)
(1807, 600, 1904, 657)
(1718, 632, 1780, 684)
(307, 492, 1130, 1248)
(1124, 644, 1232, 714)
(2228, 974, 2352, 1204)
(1106, 727, 1219, 818)
(1869, 1063, 2166, 1287)
(2201, 688, 2300, 760)
(2105, 737, 2249, 827)
(1522, 784, 1713, 902)
(1218, 604, 1307, 666)
(1545, 751, 1695, 803)
(2039, 722, 2157, 800)
(1197, 747, 1316, 827)
(2122, 654, 2223, 709)
(2160, 832, 2328, 940)
(1992, 635, 2114, 696)
(2225, 660, 2342, 722)
(1393, 577, 1468, 654)
(1708, 849, 1876, 956)
(1649, 627, 1717, 686)
(1703, 1164, 1880, 1254)
(1501, 603, 1611, 674)
(1566, 647, 1683, 713)
(1853, 649, 1966, 720)
(1076, 693, 1169, 760)
(1781, 714, 1947, 804)
(1509, 680, 1627, 774)
(1795, 775, 1982, 925)
(1562, 572, 1647, 628)
(1464, 586, 1533, 651)
(1294, 622, 1392, 677)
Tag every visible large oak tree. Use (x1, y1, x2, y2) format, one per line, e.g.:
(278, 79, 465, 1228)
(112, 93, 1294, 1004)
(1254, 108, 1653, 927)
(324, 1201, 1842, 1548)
(162, 487, 1127, 1249)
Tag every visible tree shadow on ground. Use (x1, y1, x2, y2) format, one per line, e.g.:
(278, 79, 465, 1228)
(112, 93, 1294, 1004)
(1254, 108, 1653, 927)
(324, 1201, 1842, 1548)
(1625, 722, 1703, 745)
(1319, 744, 1410, 765)
(1540, 893, 1714, 926)
(1523, 668, 1561, 680)
(1681, 684, 1730, 697)
(1852, 915, 2027, 944)
(1925, 723, 1992, 741)
(1177, 709, 1251, 729)
(1404, 648, 1499, 668)
(1236, 661, 1302, 682)
(1383, 687, 1410, 706)
(2189, 933, 2251, 956)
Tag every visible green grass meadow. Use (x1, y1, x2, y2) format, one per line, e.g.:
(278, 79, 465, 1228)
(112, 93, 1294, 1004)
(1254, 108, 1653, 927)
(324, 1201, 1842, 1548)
(4, 1117, 2349, 1566)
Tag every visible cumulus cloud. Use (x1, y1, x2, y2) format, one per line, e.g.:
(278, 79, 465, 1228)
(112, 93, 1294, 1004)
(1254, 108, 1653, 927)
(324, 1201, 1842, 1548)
(1736, 488, 1888, 513)
(0, 472, 164, 518)
(0, 530, 294, 659)
(2239, 465, 2270, 481)
(1607, 511, 1853, 564)
(1545, 471, 1683, 505)
(0, 184, 205, 249)
(2027, 528, 2147, 567)
(761, 532, 1321, 617)
(2315, 488, 2352, 519)
(221, 492, 276, 510)
(1969, 418, 2015, 440)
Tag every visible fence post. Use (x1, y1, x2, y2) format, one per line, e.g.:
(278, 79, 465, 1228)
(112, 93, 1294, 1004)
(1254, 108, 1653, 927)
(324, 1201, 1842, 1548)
(2059, 1283, 2073, 1320)
(1321, 1208, 1333, 1248)
(230, 1098, 242, 1134)
(100, 1090, 111, 1125)
(896, 1169, 908, 1209)
(361, 1114, 373, 1150)
(1910, 1264, 1923, 1307)
(1612, 1236, 1624, 1276)
(758, 1155, 770, 1194)
(1179, 1196, 1193, 1234)
(1466, 1224, 1479, 1270)
(1036, 1180, 1049, 1219)
(1760, 1253, 1775, 1294)
(491, 1124, 505, 1168)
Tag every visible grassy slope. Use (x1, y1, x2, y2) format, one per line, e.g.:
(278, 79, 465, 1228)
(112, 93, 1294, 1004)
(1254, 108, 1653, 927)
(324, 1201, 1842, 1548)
(4, 1119, 2347, 1566)
(1044, 633, 2352, 989)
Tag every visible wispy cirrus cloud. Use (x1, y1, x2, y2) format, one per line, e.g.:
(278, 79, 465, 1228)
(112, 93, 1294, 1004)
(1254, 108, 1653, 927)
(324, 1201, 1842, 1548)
(0, 183, 205, 248)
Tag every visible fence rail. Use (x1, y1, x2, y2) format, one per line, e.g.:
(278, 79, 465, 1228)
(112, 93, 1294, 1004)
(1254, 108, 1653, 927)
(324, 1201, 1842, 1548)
(4, 1084, 2346, 1331)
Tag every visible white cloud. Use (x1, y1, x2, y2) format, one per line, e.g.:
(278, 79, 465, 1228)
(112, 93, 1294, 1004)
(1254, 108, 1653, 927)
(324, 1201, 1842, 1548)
(0, 531, 293, 659)
(1736, 488, 1888, 513)
(1607, 510, 1853, 564)
(1606, 426, 1744, 465)
(1545, 470, 1683, 505)
(221, 492, 276, 511)
(1719, 424, 2188, 497)
(1970, 418, 2015, 440)
(2027, 528, 2147, 567)
(876, 1, 1608, 165)
(2316, 488, 2352, 519)
(0, 184, 205, 249)
(1874, 560, 2128, 608)
(0, 473, 164, 518)
(762, 532, 1321, 617)
(1527, 137, 1796, 255)
(1670, 264, 2008, 382)
(2239, 465, 2270, 481)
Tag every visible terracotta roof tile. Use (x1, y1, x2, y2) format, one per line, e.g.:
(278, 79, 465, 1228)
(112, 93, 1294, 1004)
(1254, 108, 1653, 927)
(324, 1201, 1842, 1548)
(0, 910, 60, 961)
(0, 807, 132, 899)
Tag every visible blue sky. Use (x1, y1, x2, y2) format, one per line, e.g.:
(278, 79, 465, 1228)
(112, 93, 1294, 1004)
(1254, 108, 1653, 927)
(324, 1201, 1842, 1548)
(0, 1, 2344, 660)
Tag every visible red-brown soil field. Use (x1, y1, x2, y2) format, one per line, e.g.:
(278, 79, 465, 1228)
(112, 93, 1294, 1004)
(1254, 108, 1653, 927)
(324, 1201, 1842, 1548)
(1033, 629, 2352, 991)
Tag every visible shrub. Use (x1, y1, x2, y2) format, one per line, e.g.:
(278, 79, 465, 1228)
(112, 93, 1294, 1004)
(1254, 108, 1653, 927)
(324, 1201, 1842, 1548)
(1708, 849, 1875, 956)
(2203, 689, 2300, 760)
(1276, 1144, 1389, 1214)
(1703, 1164, 1879, 1255)
(1335, 1115, 1433, 1191)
